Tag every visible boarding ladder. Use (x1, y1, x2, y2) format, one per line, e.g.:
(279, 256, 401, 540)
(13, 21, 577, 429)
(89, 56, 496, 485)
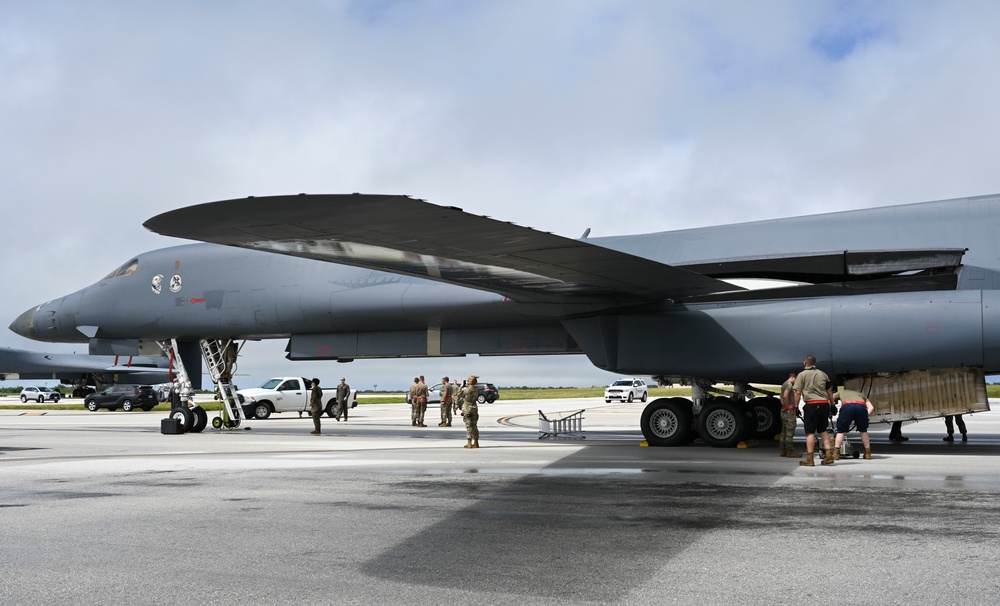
(538, 409, 586, 440)
(200, 339, 245, 427)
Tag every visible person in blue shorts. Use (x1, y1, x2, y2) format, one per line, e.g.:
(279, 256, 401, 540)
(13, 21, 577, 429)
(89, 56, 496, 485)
(833, 389, 874, 460)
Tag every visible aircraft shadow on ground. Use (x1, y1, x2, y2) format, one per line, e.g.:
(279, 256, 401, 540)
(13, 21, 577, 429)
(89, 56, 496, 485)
(358, 443, 790, 602)
(358, 430, 1000, 602)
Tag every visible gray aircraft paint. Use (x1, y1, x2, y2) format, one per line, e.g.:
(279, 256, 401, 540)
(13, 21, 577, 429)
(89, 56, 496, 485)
(0, 347, 170, 383)
(10, 193, 1000, 388)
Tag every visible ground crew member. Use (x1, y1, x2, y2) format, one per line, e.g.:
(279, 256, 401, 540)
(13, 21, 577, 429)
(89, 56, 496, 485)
(833, 389, 874, 459)
(438, 376, 453, 426)
(461, 375, 480, 448)
(220, 341, 237, 384)
(414, 376, 429, 427)
(408, 377, 420, 426)
(454, 379, 465, 415)
(889, 420, 909, 441)
(794, 355, 835, 466)
(309, 378, 322, 435)
(335, 377, 351, 422)
(943, 414, 968, 442)
(779, 372, 800, 458)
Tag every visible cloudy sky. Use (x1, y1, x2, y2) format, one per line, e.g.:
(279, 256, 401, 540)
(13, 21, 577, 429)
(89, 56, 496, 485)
(3, 0, 1000, 390)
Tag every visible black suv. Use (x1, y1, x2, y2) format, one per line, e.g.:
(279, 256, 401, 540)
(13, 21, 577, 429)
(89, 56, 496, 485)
(476, 383, 499, 404)
(84, 384, 158, 411)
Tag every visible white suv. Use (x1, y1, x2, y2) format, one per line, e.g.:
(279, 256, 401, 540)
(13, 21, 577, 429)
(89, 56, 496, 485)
(20, 386, 62, 403)
(604, 378, 648, 403)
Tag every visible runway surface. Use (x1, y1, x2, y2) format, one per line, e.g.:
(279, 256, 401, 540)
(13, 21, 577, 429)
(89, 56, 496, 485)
(2, 399, 999, 605)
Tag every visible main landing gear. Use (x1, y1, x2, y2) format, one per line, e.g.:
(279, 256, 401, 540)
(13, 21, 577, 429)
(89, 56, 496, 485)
(640, 381, 781, 448)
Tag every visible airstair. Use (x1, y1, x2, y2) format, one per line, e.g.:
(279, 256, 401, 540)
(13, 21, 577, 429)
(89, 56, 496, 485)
(156, 338, 244, 433)
(538, 409, 586, 439)
(200, 339, 245, 429)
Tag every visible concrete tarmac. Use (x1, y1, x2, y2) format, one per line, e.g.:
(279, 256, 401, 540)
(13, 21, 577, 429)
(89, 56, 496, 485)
(2, 399, 999, 605)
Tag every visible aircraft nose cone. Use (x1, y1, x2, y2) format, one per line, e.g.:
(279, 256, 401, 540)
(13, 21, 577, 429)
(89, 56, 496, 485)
(9, 306, 39, 339)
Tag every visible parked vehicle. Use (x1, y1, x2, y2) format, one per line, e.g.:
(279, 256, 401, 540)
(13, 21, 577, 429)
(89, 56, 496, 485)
(604, 378, 648, 403)
(83, 384, 158, 411)
(421, 381, 500, 404)
(20, 386, 61, 403)
(236, 377, 357, 419)
(476, 383, 500, 404)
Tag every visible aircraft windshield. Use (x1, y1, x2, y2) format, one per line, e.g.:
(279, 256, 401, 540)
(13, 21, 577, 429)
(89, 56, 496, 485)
(259, 379, 282, 389)
(102, 258, 139, 280)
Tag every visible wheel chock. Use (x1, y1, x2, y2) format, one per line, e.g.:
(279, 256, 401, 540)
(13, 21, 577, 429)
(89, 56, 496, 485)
(640, 440, 649, 447)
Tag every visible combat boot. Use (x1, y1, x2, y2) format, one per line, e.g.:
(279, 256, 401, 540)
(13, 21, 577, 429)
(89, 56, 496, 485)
(821, 448, 835, 465)
(864, 448, 872, 459)
(438, 422, 446, 426)
(445, 422, 452, 427)
(785, 450, 802, 458)
(779, 448, 787, 457)
(472, 440, 479, 448)
(310, 430, 320, 435)
(463, 439, 472, 448)
(832, 448, 840, 460)
(799, 452, 814, 466)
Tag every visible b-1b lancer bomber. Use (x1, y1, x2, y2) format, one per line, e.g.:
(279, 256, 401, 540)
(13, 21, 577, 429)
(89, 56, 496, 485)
(10, 193, 999, 444)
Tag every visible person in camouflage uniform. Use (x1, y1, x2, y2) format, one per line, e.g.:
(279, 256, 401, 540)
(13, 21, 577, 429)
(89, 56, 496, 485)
(779, 372, 801, 458)
(452, 380, 463, 415)
(438, 376, 453, 427)
(408, 377, 420, 426)
(461, 375, 480, 448)
(309, 378, 322, 435)
(414, 376, 429, 427)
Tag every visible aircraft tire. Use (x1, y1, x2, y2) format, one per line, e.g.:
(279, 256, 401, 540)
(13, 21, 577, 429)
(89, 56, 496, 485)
(190, 406, 208, 433)
(697, 399, 752, 448)
(169, 407, 193, 433)
(254, 402, 273, 419)
(640, 397, 694, 447)
(748, 396, 782, 439)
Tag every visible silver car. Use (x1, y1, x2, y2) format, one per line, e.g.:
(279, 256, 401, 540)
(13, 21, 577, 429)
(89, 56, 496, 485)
(20, 386, 62, 403)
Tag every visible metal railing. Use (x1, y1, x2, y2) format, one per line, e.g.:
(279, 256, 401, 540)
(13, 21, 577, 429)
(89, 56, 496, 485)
(538, 409, 585, 439)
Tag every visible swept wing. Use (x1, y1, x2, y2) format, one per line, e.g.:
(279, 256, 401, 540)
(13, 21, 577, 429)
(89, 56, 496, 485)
(144, 194, 743, 307)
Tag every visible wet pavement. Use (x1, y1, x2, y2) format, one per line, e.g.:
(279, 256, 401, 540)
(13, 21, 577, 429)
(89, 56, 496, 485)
(2, 399, 999, 605)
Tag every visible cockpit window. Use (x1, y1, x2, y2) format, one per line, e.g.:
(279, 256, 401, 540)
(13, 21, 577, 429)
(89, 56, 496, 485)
(102, 258, 139, 280)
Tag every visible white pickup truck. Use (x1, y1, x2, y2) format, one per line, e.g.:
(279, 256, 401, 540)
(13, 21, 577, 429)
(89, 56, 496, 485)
(237, 377, 357, 419)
